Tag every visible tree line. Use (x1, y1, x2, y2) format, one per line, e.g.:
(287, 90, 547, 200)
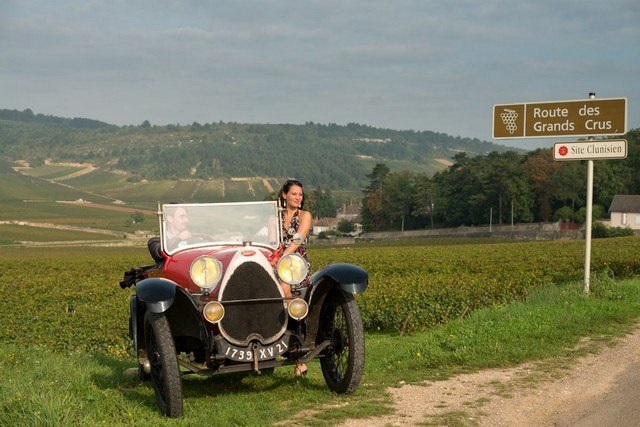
(361, 129, 640, 231)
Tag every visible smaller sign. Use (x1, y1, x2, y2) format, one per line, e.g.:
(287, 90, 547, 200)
(553, 139, 627, 161)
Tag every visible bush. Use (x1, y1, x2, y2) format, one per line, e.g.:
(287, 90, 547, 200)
(337, 219, 356, 233)
(317, 230, 337, 239)
(592, 221, 635, 238)
(554, 206, 574, 221)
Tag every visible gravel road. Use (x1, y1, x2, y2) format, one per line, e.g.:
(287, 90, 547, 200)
(340, 325, 640, 426)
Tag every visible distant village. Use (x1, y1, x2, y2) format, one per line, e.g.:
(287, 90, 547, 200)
(311, 203, 363, 237)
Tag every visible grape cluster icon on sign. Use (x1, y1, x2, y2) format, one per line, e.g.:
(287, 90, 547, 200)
(500, 108, 518, 134)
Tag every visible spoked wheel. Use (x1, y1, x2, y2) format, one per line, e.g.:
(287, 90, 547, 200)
(318, 289, 365, 394)
(145, 312, 183, 417)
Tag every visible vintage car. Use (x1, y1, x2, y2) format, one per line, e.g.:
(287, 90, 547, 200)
(120, 201, 368, 417)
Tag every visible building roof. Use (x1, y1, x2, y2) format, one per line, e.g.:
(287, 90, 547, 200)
(313, 217, 338, 227)
(338, 203, 361, 216)
(608, 195, 640, 213)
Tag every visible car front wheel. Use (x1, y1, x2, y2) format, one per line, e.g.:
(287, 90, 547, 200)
(146, 312, 183, 417)
(318, 289, 365, 394)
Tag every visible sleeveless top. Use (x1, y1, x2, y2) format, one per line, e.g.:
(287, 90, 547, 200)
(280, 208, 310, 285)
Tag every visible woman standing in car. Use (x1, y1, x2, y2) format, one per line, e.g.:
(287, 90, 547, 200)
(276, 178, 312, 298)
(275, 179, 312, 377)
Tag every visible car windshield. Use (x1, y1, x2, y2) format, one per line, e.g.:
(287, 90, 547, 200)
(160, 201, 281, 255)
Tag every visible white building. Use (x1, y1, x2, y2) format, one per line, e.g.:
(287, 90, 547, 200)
(608, 195, 640, 230)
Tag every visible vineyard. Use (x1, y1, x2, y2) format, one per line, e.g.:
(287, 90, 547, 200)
(1, 237, 639, 358)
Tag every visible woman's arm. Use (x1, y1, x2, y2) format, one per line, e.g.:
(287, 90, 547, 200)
(282, 210, 311, 255)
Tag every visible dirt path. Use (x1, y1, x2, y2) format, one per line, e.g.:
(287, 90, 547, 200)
(341, 326, 640, 426)
(56, 200, 154, 215)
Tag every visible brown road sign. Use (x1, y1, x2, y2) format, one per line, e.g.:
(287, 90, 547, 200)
(493, 98, 627, 139)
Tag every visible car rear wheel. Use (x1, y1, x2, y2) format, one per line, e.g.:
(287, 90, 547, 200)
(318, 289, 365, 394)
(146, 312, 183, 417)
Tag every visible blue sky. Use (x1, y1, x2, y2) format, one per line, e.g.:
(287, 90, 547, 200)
(1, 0, 638, 150)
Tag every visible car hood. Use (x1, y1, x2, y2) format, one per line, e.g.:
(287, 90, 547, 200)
(163, 245, 274, 293)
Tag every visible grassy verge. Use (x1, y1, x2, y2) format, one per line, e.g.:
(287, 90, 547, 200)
(2, 276, 639, 426)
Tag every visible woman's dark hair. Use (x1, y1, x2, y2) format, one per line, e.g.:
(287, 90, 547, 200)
(278, 179, 305, 209)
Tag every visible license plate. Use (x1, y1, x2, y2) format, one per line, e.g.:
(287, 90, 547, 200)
(218, 338, 289, 362)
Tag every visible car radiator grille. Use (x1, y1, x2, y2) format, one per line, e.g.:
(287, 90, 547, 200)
(219, 261, 286, 345)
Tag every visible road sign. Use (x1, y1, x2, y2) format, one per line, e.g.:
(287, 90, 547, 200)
(493, 98, 627, 139)
(553, 139, 628, 161)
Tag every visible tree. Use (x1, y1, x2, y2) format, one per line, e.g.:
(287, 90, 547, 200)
(433, 153, 483, 226)
(594, 160, 627, 211)
(574, 204, 606, 224)
(481, 151, 534, 224)
(384, 170, 415, 231)
(361, 163, 391, 231)
(524, 149, 561, 221)
(307, 188, 337, 218)
(412, 173, 436, 228)
(553, 206, 574, 221)
(128, 211, 145, 225)
(551, 161, 586, 215)
(337, 218, 356, 233)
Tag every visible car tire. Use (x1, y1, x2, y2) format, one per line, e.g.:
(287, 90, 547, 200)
(146, 311, 183, 417)
(129, 298, 150, 381)
(318, 289, 365, 394)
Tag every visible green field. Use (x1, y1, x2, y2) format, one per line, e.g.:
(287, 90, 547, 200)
(20, 163, 85, 180)
(1, 239, 640, 425)
(0, 166, 96, 202)
(1, 236, 639, 352)
(0, 224, 120, 245)
(6, 161, 276, 203)
(0, 160, 355, 240)
(0, 200, 157, 235)
(63, 169, 130, 192)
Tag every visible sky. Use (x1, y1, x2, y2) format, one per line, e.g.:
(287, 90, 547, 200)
(1, 0, 639, 150)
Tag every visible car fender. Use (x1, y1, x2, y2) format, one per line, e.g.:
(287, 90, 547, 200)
(304, 264, 368, 346)
(310, 263, 368, 295)
(137, 278, 210, 352)
(136, 278, 177, 313)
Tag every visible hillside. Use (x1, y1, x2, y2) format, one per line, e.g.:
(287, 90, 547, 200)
(0, 108, 517, 192)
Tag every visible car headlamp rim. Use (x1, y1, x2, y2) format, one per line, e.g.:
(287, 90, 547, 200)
(287, 298, 309, 320)
(276, 253, 309, 285)
(189, 256, 223, 289)
(203, 301, 225, 323)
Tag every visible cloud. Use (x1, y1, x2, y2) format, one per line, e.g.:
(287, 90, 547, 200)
(0, 0, 638, 150)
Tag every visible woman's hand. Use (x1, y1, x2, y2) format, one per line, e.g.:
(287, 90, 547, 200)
(268, 246, 284, 267)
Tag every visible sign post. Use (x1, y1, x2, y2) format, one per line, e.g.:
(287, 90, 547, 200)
(493, 94, 628, 295)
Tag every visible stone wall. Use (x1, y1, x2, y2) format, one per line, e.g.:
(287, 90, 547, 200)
(356, 222, 584, 242)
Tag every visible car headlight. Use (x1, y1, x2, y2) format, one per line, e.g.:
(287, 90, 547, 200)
(276, 253, 309, 285)
(190, 256, 223, 289)
(287, 298, 309, 320)
(203, 301, 225, 323)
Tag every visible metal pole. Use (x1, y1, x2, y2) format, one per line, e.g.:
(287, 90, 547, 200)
(583, 92, 596, 295)
(489, 207, 492, 232)
(430, 199, 434, 229)
(511, 199, 514, 230)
